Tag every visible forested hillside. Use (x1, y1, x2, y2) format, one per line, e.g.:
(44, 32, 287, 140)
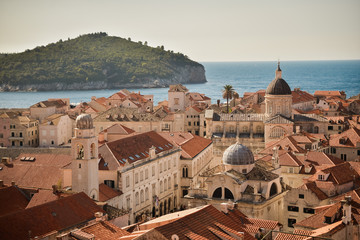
(0, 32, 206, 91)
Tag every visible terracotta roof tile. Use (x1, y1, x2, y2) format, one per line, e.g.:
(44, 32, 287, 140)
(314, 91, 342, 97)
(330, 127, 360, 148)
(153, 205, 255, 240)
(275, 229, 313, 240)
(0, 192, 104, 240)
(159, 133, 212, 159)
(301, 182, 328, 200)
(0, 186, 29, 216)
(0, 154, 72, 189)
(26, 189, 71, 209)
(98, 183, 122, 202)
(78, 220, 130, 239)
(103, 131, 175, 165)
(292, 89, 315, 104)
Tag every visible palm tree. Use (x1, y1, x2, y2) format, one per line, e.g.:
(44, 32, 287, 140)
(232, 91, 239, 107)
(223, 85, 235, 113)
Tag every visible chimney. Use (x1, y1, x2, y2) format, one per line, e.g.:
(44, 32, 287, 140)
(11, 181, 15, 186)
(91, 96, 96, 101)
(0, 180, 3, 187)
(217, 99, 220, 107)
(220, 203, 228, 214)
(342, 196, 352, 225)
(295, 126, 301, 134)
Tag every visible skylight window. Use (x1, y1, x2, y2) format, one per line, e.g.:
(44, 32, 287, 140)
(158, 147, 163, 150)
(129, 156, 134, 160)
(135, 154, 140, 158)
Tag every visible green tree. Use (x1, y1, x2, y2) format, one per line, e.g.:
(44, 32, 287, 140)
(223, 85, 235, 113)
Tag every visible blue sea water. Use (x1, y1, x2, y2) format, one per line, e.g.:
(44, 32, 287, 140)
(0, 60, 359, 109)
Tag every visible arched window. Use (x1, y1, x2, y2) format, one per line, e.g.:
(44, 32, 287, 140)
(314, 126, 319, 133)
(90, 143, 96, 158)
(145, 187, 149, 201)
(182, 165, 188, 178)
(270, 183, 278, 197)
(164, 179, 167, 192)
(212, 187, 222, 199)
(224, 188, 234, 200)
(168, 177, 171, 189)
(270, 127, 286, 138)
(160, 181, 163, 193)
(140, 190, 144, 203)
(135, 192, 139, 205)
(77, 144, 84, 159)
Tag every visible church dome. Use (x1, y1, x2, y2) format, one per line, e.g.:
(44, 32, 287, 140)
(266, 78, 292, 95)
(223, 143, 254, 165)
(76, 114, 93, 129)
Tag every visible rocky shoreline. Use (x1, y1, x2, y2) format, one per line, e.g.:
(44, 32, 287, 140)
(0, 65, 206, 92)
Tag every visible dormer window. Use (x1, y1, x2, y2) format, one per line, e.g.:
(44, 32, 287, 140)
(324, 216, 332, 224)
(339, 137, 347, 144)
(318, 174, 325, 181)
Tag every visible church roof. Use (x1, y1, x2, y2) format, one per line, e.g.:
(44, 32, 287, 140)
(223, 143, 255, 166)
(266, 78, 292, 95)
(293, 114, 328, 122)
(265, 114, 293, 124)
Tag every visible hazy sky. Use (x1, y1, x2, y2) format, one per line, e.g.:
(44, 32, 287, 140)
(0, 0, 359, 62)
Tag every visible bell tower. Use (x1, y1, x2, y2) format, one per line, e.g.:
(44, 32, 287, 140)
(71, 114, 99, 200)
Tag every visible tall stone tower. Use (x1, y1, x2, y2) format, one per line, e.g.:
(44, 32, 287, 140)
(168, 84, 189, 112)
(264, 62, 294, 145)
(265, 61, 293, 119)
(71, 114, 99, 200)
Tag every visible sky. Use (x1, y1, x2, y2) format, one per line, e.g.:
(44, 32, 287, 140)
(0, 0, 359, 62)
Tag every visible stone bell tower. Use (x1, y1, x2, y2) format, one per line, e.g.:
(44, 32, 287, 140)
(71, 114, 99, 200)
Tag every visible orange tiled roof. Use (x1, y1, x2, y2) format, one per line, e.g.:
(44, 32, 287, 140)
(78, 220, 130, 239)
(329, 127, 360, 148)
(153, 205, 255, 240)
(0, 186, 29, 216)
(0, 154, 72, 189)
(0, 192, 105, 240)
(320, 162, 359, 185)
(158, 132, 212, 159)
(301, 182, 328, 200)
(103, 131, 175, 165)
(314, 91, 342, 97)
(275, 229, 313, 240)
(292, 89, 315, 104)
(99, 183, 122, 202)
(26, 189, 71, 209)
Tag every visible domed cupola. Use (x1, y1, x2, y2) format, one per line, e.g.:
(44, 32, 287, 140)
(265, 61, 291, 95)
(76, 114, 93, 129)
(223, 143, 255, 173)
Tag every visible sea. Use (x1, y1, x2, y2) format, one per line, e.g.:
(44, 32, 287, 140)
(0, 60, 359, 109)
